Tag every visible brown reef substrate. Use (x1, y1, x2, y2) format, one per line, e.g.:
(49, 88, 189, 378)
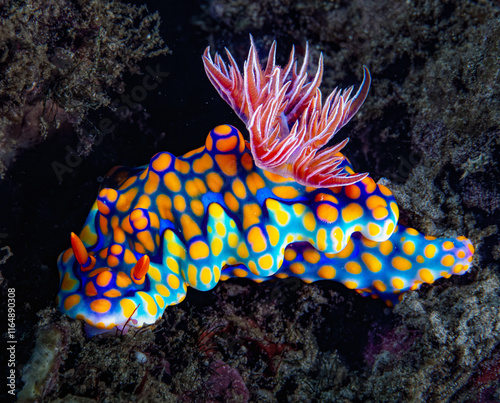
(1, 0, 499, 401)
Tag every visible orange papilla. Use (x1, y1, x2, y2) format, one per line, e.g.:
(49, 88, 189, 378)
(64, 294, 81, 310)
(205, 132, 213, 151)
(345, 185, 361, 199)
(97, 199, 110, 215)
(131, 215, 149, 231)
(90, 299, 112, 314)
(215, 154, 238, 176)
(214, 124, 233, 135)
(215, 135, 238, 152)
(132, 255, 150, 280)
(96, 271, 113, 287)
(316, 203, 339, 223)
(314, 193, 339, 204)
(361, 177, 377, 193)
(152, 152, 172, 171)
(110, 244, 123, 255)
(241, 153, 253, 171)
(85, 281, 98, 296)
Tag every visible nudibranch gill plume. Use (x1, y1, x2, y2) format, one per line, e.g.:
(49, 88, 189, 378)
(57, 38, 474, 332)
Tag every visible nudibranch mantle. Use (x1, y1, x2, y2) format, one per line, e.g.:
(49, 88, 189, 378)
(57, 124, 473, 331)
(57, 39, 474, 331)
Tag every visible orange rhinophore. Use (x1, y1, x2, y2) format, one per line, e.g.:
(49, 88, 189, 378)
(70, 232, 95, 271)
(131, 255, 150, 282)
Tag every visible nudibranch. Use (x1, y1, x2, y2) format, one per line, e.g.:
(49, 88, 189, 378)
(57, 39, 474, 332)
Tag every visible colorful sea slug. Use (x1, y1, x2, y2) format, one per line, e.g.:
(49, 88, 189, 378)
(57, 38, 474, 332)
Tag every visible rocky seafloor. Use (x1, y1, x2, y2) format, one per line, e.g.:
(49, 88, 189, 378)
(1, 0, 499, 401)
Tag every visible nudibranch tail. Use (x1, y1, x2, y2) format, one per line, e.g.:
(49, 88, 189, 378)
(203, 37, 370, 187)
(223, 225, 474, 306)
